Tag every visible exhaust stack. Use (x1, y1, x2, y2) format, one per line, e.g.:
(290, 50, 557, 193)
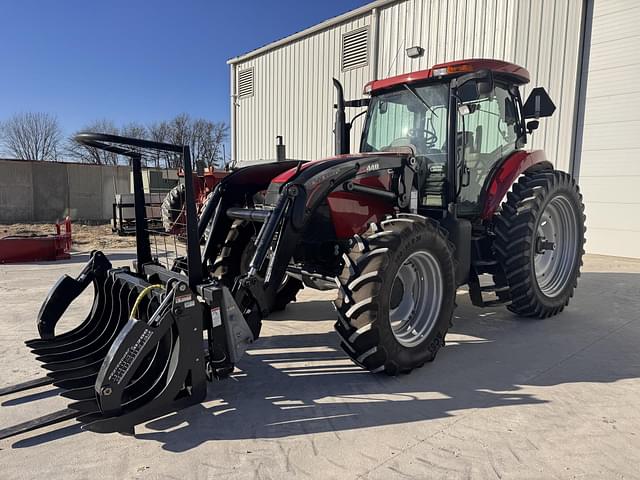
(333, 78, 350, 155)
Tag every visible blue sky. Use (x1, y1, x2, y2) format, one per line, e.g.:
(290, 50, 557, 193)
(0, 0, 370, 135)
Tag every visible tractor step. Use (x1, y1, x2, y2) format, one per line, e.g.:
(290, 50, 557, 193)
(467, 270, 510, 308)
(479, 284, 510, 293)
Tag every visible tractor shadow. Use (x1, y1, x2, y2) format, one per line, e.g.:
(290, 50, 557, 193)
(8, 271, 640, 450)
(132, 271, 640, 452)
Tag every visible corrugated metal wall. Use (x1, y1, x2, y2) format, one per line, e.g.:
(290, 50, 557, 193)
(233, 0, 584, 172)
(233, 14, 372, 162)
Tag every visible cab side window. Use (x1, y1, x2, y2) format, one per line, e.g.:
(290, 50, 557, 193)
(457, 83, 520, 213)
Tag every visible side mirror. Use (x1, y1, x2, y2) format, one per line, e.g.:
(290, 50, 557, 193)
(476, 71, 494, 97)
(526, 120, 539, 134)
(522, 87, 556, 119)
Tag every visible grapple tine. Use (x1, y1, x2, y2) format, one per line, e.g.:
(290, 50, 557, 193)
(34, 251, 111, 341)
(45, 360, 102, 379)
(60, 387, 96, 401)
(30, 278, 128, 359)
(52, 374, 97, 390)
(26, 275, 113, 352)
(66, 399, 100, 414)
(0, 408, 80, 441)
(0, 377, 53, 397)
(37, 287, 137, 371)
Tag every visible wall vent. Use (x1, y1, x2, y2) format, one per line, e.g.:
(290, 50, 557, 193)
(341, 27, 369, 71)
(237, 68, 254, 98)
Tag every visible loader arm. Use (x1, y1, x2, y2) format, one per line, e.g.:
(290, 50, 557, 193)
(228, 153, 418, 325)
(199, 160, 303, 271)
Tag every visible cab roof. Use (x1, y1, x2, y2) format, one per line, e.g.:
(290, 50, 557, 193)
(364, 58, 530, 94)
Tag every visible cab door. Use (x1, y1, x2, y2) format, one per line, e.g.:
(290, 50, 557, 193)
(456, 83, 521, 216)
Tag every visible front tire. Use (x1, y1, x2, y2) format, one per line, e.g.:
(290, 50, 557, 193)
(334, 214, 456, 375)
(494, 169, 586, 318)
(212, 220, 303, 312)
(161, 183, 185, 233)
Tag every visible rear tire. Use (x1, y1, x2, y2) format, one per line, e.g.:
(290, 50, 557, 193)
(494, 169, 586, 318)
(334, 214, 456, 375)
(161, 184, 185, 232)
(212, 220, 303, 312)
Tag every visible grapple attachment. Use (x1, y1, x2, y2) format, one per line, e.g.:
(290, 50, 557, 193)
(0, 252, 221, 440)
(0, 133, 253, 442)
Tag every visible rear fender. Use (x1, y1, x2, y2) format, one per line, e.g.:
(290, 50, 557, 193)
(480, 150, 553, 219)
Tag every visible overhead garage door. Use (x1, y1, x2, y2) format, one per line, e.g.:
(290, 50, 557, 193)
(579, 0, 640, 258)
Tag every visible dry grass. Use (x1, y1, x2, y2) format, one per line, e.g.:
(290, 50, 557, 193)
(0, 222, 137, 252)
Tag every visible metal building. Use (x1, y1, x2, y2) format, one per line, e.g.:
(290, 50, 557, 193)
(227, 0, 640, 258)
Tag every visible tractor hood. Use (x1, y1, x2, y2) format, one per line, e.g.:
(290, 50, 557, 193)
(269, 151, 406, 185)
(263, 151, 409, 210)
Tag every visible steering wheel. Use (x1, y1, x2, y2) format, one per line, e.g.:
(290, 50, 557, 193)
(408, 128, 438, 148)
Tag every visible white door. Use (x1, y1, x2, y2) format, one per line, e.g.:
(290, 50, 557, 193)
(579, 0, 640, 258)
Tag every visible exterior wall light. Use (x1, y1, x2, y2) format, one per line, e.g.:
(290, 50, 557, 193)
(406, 46, 424, 58)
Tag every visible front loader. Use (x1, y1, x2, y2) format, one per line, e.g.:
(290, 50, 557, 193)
(0, 58, 585, 441)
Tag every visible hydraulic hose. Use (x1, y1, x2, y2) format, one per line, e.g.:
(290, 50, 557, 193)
(130, 284, 164, 320)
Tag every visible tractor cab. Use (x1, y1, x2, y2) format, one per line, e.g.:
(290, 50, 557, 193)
(337, 59, 555, 218)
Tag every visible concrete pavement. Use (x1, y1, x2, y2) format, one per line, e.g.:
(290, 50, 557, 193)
(0, 252, 639, 479)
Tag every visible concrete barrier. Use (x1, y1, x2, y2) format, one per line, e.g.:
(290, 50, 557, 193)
(32, 162, 69, 222)
(0, 159, 163, 223)
(0, 161, 33, 222)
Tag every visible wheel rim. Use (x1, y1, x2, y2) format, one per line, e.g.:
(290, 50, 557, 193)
(389, 250, 443, 348)
(534, 194, 579, 298)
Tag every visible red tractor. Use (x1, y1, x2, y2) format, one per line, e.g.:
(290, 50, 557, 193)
(201, 58, 585, 374)
(160, 165, 228, 234)
(1, 58, 586, 438)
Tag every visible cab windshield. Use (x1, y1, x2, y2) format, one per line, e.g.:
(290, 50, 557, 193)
(361, 83, 449, 157)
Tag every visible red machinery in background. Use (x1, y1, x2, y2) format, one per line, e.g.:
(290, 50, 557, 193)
(161, 166, 228, 234)
(0, 217, 72, 263)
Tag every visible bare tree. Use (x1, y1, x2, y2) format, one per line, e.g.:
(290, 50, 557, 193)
(166, 113, 192, 168)
(148, 120, 172, 168)
(0, 112, 62, 160)
(66, 119, 121, 165)
(61, 115, 228, 168)
(209, 121, 229, 167)
(121, 122, 149, 165)
(165, 114, 228, 168)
